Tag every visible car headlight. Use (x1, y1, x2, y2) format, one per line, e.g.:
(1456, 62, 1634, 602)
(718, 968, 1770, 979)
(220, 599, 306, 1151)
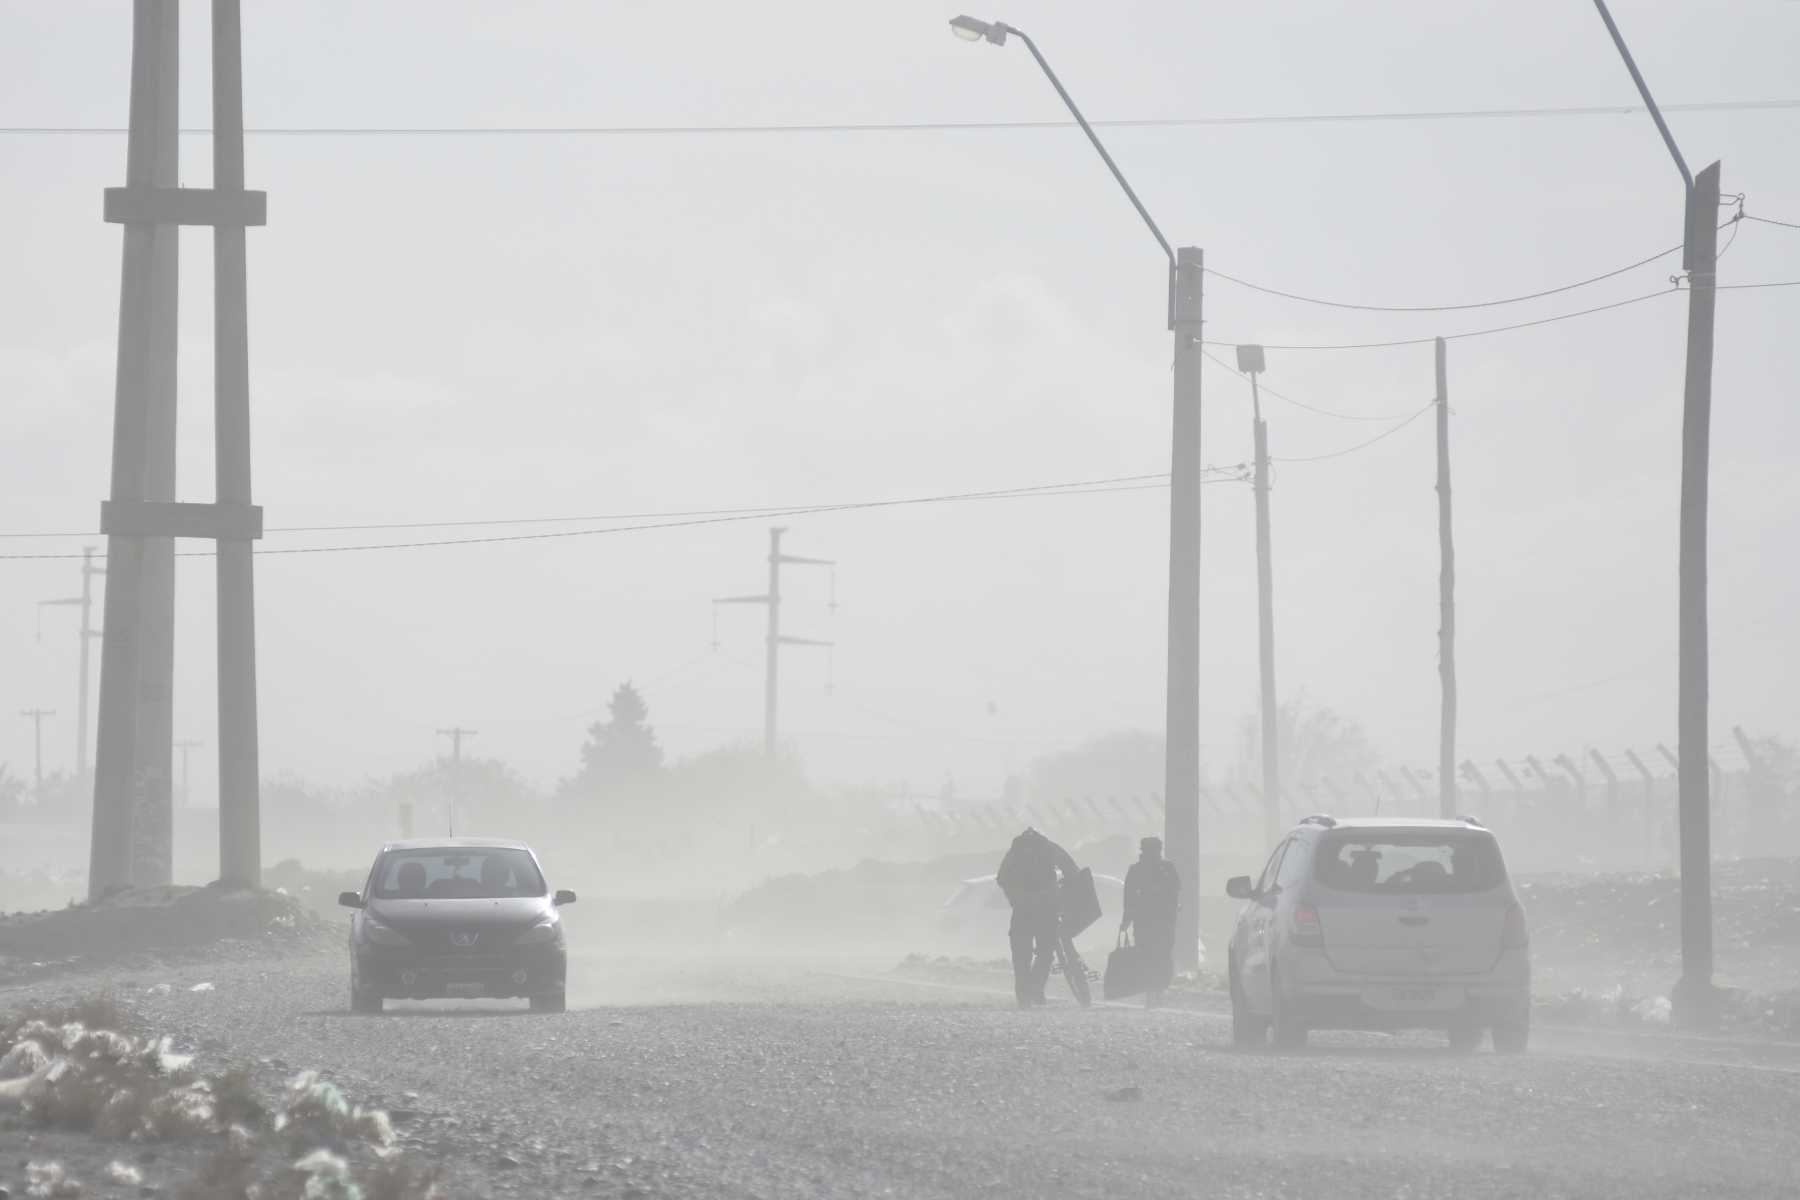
(515, 919, 562, 947)
(360, 916, 410, 947)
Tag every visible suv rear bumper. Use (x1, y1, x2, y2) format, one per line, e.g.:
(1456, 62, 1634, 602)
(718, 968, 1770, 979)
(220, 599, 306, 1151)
(1281, 946, 1530, 1030)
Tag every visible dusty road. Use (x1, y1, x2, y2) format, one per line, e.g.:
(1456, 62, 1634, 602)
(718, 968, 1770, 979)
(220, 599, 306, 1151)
(6, 949, 1799, 1199)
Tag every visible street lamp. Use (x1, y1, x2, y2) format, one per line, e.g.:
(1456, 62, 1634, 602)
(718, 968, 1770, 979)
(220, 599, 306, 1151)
(949, 15, 1206, 969)
(1589, 0, 1721, 1030)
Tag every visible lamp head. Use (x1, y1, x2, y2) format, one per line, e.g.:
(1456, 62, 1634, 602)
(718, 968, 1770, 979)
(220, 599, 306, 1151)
(1235, 343, 1267, 375)
(949, 15, 1007, 45)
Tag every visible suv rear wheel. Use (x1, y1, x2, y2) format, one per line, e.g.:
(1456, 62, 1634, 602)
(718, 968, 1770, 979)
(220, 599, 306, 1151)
(1493, 1004, 1530, 1054)
(1269, 967, 1308, 1050)
(1229, 958, 1268, 1048)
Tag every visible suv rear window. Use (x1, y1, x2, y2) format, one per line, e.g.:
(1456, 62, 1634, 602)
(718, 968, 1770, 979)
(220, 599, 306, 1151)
(1313, 831, 1505, 894)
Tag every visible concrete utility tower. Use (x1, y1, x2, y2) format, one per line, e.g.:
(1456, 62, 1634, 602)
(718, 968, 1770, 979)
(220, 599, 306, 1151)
(716, 527, 834, 757)
(90, 0, 266, 898)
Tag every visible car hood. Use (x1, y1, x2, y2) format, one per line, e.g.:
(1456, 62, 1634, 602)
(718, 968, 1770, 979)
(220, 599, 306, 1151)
(367, 896, 550, 934)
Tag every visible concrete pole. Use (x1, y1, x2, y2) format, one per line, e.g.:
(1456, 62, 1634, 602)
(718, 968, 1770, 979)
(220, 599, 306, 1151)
(764, 527, 783, 758)
(1674, 161, 1722, 1024)
(1248, 363, 1280, 851)
(1165, 247, 1203, 972)
(129, 0, 181, 887)
(1435, 337, 1457, 819)
(91, 0, 180, 900)
(213, 0, 260, 888)
(435, 727, 476, 837)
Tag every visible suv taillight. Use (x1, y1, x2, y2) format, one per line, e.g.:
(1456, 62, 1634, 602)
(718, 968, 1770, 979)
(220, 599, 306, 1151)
(1292, 902, 1323, 948)
(1502, 901, 1529, 948)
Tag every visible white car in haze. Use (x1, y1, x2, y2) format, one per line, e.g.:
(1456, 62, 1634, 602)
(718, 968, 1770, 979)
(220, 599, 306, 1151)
(1225, 815, 1530, 1052)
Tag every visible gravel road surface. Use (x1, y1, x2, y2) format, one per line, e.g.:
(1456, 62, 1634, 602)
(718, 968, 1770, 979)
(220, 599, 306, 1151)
(5, 949, 1798, 1199)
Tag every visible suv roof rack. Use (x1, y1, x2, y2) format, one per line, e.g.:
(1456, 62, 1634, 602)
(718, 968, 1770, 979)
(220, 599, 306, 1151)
(1297, 814, 1337, 829)
(1460, 814, 1485, 828)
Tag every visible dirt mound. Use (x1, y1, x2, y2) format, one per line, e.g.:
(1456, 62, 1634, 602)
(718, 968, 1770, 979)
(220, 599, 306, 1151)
(0, 885, 325, 968)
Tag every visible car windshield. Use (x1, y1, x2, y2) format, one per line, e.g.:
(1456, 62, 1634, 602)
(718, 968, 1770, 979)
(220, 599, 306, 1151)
(1313, 831, 1505, 895)
(371, 848, 546, 900)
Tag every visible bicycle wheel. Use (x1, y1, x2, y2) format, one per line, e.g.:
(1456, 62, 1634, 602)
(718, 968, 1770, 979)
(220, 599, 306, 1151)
(1061, 937, 1092, 1007)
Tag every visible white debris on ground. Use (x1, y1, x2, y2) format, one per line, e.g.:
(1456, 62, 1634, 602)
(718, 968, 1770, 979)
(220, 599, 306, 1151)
(103, 1159, 143, 1185)
(293, 1148, 359, 1200)
(24, 1160, 81, 1199)
(278, 1069, 398, 1151)
(188, 981, 216, 993)
(1, 1002, 423, 1197)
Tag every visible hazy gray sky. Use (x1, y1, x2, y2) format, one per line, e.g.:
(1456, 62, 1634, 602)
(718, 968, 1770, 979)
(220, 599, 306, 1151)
(4, 1, 1798, 804)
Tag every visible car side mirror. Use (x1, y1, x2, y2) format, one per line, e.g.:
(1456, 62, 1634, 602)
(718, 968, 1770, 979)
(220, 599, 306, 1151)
(337, 891, 364, 909)
(1225, 876, 1255, 901)
(553, 889, 577, 906)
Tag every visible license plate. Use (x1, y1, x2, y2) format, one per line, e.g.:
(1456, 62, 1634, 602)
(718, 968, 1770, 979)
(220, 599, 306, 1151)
(1364, 985, 1463, 1012)
(444, 981, 483, 997)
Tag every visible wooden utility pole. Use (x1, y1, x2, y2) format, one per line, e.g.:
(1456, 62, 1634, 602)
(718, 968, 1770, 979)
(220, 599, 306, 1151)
(1435, 337, 1457, 818)
(175, 739, 202, 807)
(1237, 344, 1280, 847)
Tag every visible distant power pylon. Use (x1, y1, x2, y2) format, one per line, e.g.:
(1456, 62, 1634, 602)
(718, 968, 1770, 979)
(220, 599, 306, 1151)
(37, 546, 104, 779)
(435, 727, 477, 836)
(19, 709, 54, 801)
(175, 739, 203, 808)
(715, 527, 834, 757)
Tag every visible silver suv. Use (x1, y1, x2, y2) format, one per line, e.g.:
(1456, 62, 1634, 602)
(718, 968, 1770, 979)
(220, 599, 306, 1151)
(1225, 815, 1530, 1052)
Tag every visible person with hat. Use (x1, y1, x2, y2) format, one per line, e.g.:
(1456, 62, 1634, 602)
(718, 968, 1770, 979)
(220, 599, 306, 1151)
(1122, 836, 1181, 1006)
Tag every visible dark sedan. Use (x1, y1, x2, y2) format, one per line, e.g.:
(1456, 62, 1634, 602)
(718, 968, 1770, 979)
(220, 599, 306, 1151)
(337, 837, 576, 1013)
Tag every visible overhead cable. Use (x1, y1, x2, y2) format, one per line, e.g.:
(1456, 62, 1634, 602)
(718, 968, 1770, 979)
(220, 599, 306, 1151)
(1204, 285, 1680, 352)
(1205, 241, 1682, 313)
(1200, 348, 1419, 422)
(4, 99, 1797, 138)
(0, 469, 1250, 561)
(1270, 401, 1438, 463)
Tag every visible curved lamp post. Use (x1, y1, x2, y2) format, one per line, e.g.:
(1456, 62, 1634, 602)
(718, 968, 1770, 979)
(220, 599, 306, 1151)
(950, 15, 1205, 969)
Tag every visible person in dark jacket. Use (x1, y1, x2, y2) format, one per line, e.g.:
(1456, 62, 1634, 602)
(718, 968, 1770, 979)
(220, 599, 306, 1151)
(996, 827, 1079, 1008)
(1121, 836, 1181, 1006)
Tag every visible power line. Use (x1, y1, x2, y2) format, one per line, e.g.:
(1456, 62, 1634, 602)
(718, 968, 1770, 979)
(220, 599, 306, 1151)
(1744, 213, 1800, 232)
(0, 469, 1249, 561)
(0, 470, 1250, 540)
(1204, 285, 1682, 352)
(1271, 400, 1438, 463)
(1200, 348, 1416, 422)
(4, 99, 1796, 138)
(1204, 240, 1682, 313)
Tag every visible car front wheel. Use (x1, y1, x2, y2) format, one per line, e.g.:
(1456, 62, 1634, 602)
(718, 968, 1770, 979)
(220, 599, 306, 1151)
(350, 965, 383, 1015)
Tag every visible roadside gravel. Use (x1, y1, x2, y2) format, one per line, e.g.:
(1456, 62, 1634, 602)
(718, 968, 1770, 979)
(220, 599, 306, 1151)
(5, 949, 1798, 1199)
